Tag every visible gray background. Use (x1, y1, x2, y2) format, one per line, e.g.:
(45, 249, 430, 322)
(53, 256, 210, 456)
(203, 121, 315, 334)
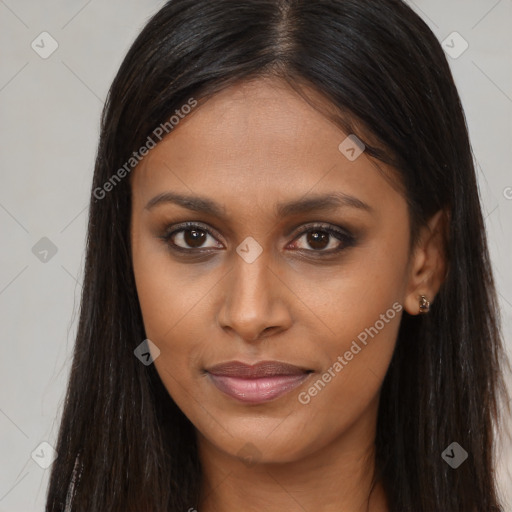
(0, 1, 511, 510)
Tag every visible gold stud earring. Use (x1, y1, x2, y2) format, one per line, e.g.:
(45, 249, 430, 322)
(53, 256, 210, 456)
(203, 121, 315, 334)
(419, 295, 430, 314)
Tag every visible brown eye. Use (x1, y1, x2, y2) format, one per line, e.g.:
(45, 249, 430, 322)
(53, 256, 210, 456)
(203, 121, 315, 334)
(183, 229, 207, 248)
(290, 224, 355, 253)
(306, 230, 330, 250)
(164, 223, 223, 251)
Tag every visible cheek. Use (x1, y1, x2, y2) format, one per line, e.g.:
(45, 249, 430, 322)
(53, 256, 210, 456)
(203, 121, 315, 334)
(133, 260, 210, 419)
(132, 227, 197, 355)
(131, 227, 224, 417)
(298, 313, 400, 451)
(291, 221, 409, 416)
(131, 219, 216, 336)
(297, 224, 409, 346)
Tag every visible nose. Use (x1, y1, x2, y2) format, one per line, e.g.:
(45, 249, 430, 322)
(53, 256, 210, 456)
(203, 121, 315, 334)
(216, 253, 293, 343)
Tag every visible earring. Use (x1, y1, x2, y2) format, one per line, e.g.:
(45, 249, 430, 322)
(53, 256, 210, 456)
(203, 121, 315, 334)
(419, 295, 430, 314)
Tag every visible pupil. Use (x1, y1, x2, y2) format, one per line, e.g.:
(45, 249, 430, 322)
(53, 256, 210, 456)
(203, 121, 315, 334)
(307, 231, 329, 250)
(181, 230, 332, 250)
(184, 229, 206, 247)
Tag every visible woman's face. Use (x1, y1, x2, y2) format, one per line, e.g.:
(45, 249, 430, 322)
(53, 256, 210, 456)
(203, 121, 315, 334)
(130, 78, 415, 465)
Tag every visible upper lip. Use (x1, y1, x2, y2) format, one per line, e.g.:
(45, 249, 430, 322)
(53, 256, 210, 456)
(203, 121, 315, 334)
(206, 360, 311, 379)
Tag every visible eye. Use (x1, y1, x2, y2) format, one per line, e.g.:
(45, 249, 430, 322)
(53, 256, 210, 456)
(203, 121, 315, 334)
(160, 221, 355, 255)
(288, 224, 355, 253)
(162, 222, 223, 251)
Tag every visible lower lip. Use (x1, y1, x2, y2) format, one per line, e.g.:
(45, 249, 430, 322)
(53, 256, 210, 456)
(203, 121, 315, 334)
(207, 373, 311, 403)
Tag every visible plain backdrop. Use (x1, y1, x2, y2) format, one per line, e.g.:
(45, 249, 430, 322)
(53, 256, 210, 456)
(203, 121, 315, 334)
(0, 1, 511, 510)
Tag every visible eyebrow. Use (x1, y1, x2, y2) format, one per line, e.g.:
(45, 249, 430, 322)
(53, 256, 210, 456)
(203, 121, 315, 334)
(144, 191, 373, 217)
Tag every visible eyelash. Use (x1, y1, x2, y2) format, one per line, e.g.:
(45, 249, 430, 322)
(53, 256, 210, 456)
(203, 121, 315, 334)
(160, 221, 356, 256)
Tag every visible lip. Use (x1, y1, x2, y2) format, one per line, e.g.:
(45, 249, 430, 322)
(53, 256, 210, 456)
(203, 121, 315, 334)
(206, 360, 312, 403)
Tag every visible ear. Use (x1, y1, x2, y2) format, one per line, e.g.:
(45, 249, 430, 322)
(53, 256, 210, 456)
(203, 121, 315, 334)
(404, 209, 448, 315)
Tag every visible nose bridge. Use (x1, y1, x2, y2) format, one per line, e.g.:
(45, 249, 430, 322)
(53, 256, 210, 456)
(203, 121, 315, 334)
(217, 251, 290, 341)
(233, 254, 271, 304)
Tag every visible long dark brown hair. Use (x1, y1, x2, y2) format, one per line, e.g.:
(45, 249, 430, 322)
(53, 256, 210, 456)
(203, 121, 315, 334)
(46, 0, 509, 510)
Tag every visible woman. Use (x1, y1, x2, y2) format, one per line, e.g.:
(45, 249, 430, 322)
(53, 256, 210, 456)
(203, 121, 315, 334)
(46, 0, 509, 510)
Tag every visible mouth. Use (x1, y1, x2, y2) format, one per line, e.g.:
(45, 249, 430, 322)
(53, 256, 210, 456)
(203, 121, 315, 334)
(205, 360, 313, 403)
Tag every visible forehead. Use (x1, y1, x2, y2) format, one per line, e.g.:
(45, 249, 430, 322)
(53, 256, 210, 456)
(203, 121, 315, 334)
(131, 78, 404, 221)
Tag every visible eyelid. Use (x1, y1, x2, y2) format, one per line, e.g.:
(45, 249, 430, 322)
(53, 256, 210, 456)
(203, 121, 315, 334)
(161, 221, 225, 249)
(288, 221, 352, 240)
(161, 221, 355, 253)
(287, 222, 355, 251)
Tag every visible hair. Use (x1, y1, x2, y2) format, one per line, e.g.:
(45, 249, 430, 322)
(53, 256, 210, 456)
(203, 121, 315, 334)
(46, 0, 510, 510)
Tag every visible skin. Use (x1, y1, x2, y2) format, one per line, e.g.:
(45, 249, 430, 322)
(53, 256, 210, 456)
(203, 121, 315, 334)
(130, 77, 446, 512)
